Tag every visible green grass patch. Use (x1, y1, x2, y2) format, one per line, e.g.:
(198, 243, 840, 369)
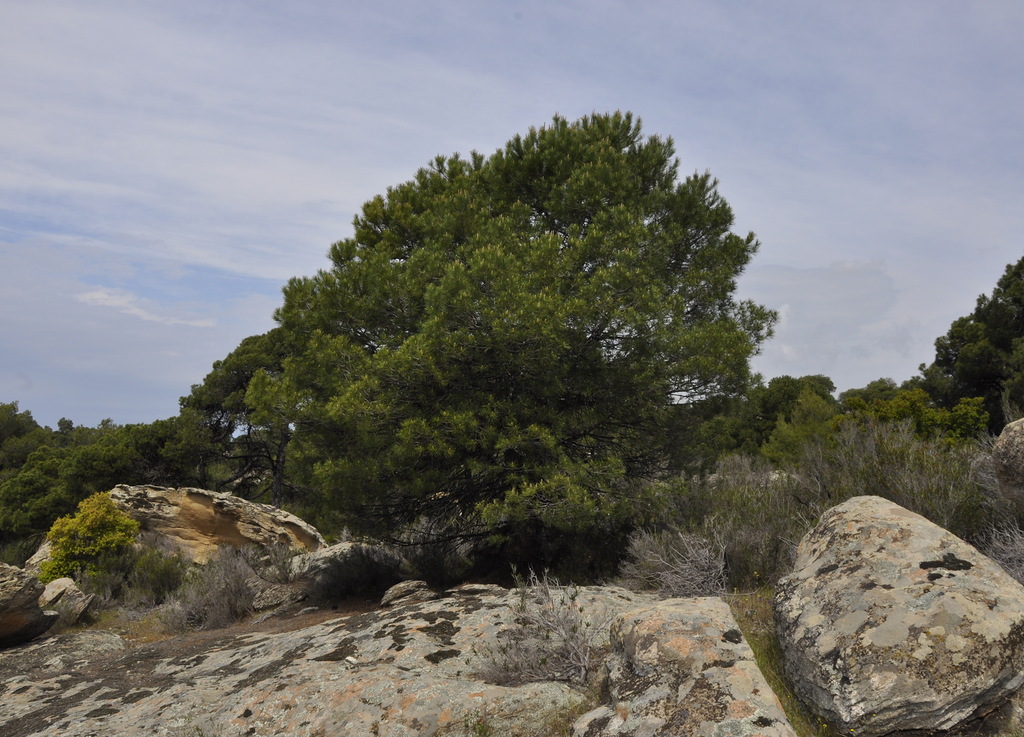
(727, 588, 837, 737)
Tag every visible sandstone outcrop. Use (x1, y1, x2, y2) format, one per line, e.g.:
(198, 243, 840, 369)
(108, 484, 325, 563)
(0, 584, 795, 737)
(994, 418, 1024, 505)
(575, 597, 794, 737)
(775, 495, 1024, 736)
(0, 564, 57, 649)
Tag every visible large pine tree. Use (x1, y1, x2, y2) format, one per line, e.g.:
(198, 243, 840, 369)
(251, 112, 776, 537)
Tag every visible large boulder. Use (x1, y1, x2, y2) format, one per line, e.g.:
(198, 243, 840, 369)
(108, 485, 325, 563)
(775, 495, 1024, 736)
(574, 597, 795, 737)
(994, 418, 1024, 505)
(38, 578, 94, 627)
(381, 579, 440, 608)
(0, 564, 57, 648)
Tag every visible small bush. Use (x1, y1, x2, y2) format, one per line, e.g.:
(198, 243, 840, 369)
(618, 529, 726, 597)
(656, 455, 809, 589)
(40, 492, 140, 583)
(795, 418, 991, 539)
(78, 547, 139, 607)
(123, 547, 189, 607)
(240, 542, 300, 585)
(164, 547, 256, 631)
(981, 524, 1024, 585)
(477, 570, 606, 687)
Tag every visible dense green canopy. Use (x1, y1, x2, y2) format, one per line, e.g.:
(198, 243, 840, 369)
(252, 112, 775, 536)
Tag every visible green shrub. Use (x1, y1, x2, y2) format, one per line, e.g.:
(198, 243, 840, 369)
(124, 546, 189, 607)
(39, 492, 140, 583)
(655, 456, 810, 589)
(794, 418, 992, 540)
(78, 547, 139, 606)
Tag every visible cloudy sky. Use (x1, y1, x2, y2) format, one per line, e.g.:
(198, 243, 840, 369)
(2, 1, 1022, 428)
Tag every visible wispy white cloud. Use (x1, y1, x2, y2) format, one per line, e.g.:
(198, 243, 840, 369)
(75, 287, 215, 328)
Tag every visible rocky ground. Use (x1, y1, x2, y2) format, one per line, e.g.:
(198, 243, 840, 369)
(8, 483, 1024, 736)
(0, 583, 794, 737)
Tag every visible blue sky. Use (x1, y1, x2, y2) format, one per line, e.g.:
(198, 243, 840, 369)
(2, 1, 1023, 428)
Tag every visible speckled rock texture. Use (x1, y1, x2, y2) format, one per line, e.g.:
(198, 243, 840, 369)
(0, 564, 56, 649)
(574, 597, 795, 737)
(775, 495, 1024, 736)
(108, 484, 325, 563)
(0, 584, 669, 737)
(994, 418, 1024, 505)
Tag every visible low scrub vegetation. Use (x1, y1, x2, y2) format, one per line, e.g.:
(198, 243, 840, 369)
(477, 570, 607, 687)
(621, 417, 1004, 594)
(162, 547, 258, 631)
(617, 528, 726, 597)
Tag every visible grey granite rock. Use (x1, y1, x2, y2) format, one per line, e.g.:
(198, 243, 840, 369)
(574, 597, 796, 737)
(994, 418, 1024, 506)
(775, 495, 1024, 736)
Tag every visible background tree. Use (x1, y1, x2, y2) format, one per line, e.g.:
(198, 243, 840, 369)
(180, 328, 298, 504)
(761, 388, 840, 466)
(918, 256, 1024, 430)
(256, 112, 775, 553)
(0, 416, 216, 546)
(0, 402, 55, 484)
(687, 374, 836, 466)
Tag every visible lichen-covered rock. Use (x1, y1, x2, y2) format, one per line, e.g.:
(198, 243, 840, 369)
(290, 540, 392, 577)
(775, 495, 1024, 736)
(38, 578, 94, 627)
(574, 597, 795, 737)
(994, 418, 1024, 505)
(0, 564, 57, 649)
(0, 584, 656, 736)
(108, 484, 325, 563)
(0, 629, 127, 678)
